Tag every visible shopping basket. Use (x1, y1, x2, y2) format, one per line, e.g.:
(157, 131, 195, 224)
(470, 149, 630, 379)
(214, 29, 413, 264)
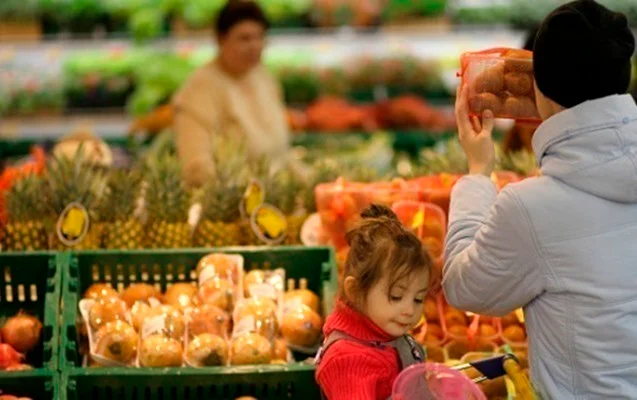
(393, 353, 538, 400)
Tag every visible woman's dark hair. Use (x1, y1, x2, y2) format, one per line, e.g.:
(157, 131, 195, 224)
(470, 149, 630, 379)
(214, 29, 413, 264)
(523, 25, 540, 52)
(215, 0, 270, 37)
(341, 204, 433, 306)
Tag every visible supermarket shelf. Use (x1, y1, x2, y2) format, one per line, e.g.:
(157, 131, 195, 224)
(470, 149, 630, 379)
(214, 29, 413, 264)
(0, 112, 131, 138)
(0, 28, 526, 72)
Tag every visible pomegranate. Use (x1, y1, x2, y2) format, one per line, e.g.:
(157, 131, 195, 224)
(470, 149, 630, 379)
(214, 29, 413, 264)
(89, 296, 128, 330)
(163, 283, 197, 311)
(197, 278, 235, 311)
(188, 305, 230, 338)
(94, 321, 138, 364)
(0, 344, 23, 369)
(281, 305, 323, 348)
(196, 254, 240, 283)
(121, 284, 162, 308)
(283, 289, 320, 313)
(185, 334, 228, 367)
(230, 333, 272, 365)
(234, 298, 279, 339)
(139, 334, 183, 367)
(1, 312, 43, 353)
(83, 284, 118, 300)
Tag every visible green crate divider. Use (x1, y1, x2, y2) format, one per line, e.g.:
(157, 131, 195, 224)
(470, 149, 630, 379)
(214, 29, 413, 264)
(61, 247, 336, 400)
(0, 252, 62, 400)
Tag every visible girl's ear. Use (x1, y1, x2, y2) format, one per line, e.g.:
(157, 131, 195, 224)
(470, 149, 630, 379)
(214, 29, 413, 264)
(343, 276, 357, 302)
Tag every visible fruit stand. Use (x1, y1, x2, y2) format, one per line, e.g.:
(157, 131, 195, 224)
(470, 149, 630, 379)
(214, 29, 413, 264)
(0, 1, 578, 399)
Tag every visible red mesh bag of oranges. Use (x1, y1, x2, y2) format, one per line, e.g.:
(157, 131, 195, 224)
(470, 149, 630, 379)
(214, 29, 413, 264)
(391, 200, 446, 261)
(409, 174, 461, 216)
(315, 178, 371, 249)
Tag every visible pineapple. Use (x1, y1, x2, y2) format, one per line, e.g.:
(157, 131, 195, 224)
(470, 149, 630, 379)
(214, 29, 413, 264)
(194, 141, 248, 248)
(266, 168, 305, 245)
(241, 155, 274, 246)
(414, 139, 468, 177)
(45, 148, 106, 250)
(496, 144, 538, 177)
(99, 169, 145, 249)
(1, 173, 49, 251)
(144, 156, 192, 249)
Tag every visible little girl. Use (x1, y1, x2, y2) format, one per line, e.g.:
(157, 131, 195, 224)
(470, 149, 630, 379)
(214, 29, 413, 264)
(315, 204, 433, 400)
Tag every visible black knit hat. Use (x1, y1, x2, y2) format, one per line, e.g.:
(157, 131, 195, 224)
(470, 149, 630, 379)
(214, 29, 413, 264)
(534, 0, 635, 108)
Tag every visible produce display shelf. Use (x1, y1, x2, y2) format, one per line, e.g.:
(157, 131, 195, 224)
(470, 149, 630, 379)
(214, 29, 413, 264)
(0, 130, 450, 161)
(61, 247, 336, 400)
(0, 252, 62, 400)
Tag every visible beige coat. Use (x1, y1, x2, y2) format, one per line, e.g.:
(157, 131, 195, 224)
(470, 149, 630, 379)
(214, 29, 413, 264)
(172, 60, 290, 187)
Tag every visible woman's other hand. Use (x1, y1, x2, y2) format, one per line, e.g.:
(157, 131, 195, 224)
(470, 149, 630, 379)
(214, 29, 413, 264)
(455, 84, 496, 177)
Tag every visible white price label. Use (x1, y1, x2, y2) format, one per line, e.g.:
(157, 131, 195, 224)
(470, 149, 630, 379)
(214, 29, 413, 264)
(142, 315, 166, 338)
(283, 298, 303, 315)
(198, 265, 218, 286)
(148, 297, 162, 308)
(248, 283, 276, 300)
(233, 316, 255, 337)
(301, 213, 322, 246)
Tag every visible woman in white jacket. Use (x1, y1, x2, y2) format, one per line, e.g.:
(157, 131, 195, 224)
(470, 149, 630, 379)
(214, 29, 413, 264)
(445, 1, 637, 398)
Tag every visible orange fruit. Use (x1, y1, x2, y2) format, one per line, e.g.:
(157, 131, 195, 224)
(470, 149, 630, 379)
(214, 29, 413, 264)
(443, 309, 467, 327)
(423, 299, 439, 323)
(477, 324, 497, 338)
(426, 323, 443, 340)
(447, 325, 467, 338)
(501, 313, 520, 328)
(503, 325, 526, 343)
(427, 345, 445, 363)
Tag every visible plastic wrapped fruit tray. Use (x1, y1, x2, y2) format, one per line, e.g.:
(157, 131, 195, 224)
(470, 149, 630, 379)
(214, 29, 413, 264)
(0, 252, 62, 400)
(60, 247, 336, 400)
(417, 295, 530, 364)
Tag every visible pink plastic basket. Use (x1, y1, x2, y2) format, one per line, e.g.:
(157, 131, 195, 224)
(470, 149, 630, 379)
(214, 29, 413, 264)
(393, 363, 486, 400)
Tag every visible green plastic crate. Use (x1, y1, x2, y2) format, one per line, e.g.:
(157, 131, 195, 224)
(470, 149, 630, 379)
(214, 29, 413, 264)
(0, 252, 62, 400)
(61, 247, 336, 400)
(1, 370, 59, 400)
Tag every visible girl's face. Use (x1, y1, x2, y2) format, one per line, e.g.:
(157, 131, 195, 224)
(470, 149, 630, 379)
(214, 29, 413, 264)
(363, 269, 430, 337)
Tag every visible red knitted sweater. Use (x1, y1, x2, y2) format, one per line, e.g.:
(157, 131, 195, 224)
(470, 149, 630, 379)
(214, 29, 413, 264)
(315, 300, 400, 400)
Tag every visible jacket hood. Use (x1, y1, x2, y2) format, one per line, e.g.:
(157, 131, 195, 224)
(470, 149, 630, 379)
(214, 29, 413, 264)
(532, 94, 637, 203)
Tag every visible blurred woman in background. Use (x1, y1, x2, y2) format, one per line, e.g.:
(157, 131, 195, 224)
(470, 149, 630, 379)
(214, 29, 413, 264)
(172, 0, 289, 187)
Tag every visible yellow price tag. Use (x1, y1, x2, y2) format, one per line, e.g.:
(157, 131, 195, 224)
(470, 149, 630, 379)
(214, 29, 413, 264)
(56, 202, 90, 247)
(251, 204, 288, 245)
(242, 181, 265, 217)
(515, 308, 525, 324)
(440, 173, 454, 188)
(411, 209, 425, 230)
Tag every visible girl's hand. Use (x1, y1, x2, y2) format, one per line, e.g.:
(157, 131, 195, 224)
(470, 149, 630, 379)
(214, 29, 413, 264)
(455, 84, 496, 177)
